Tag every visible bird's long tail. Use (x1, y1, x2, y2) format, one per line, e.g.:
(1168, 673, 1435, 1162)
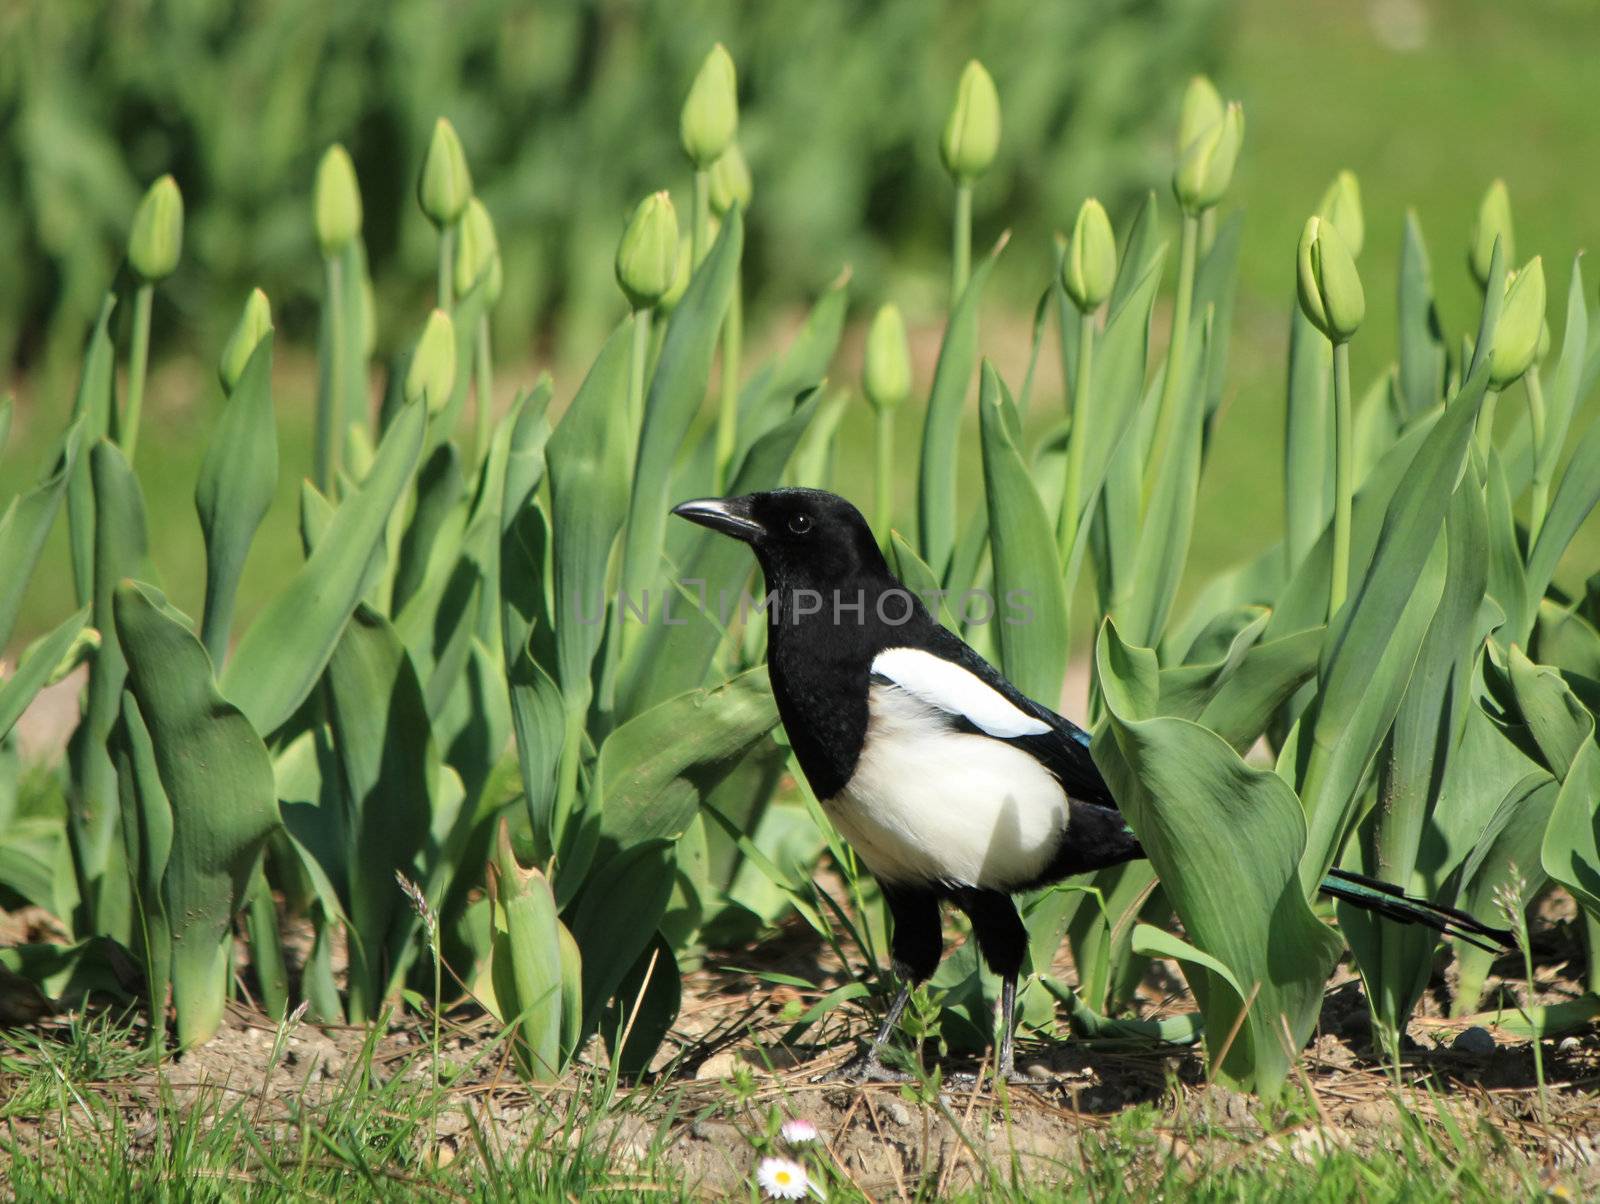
(1317, 868, 1513, 954)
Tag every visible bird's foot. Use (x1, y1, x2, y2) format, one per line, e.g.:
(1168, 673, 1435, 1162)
(819, 1051, 912, 1084)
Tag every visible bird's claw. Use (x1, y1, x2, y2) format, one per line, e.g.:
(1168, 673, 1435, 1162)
(819, 1052, 912, 1084)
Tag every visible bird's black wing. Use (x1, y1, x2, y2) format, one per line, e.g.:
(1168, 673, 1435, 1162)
(877, 626, 1117, 812)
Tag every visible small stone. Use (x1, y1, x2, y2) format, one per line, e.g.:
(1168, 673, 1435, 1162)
(1453, 1026, 1496, 1055)
(1558, 1036, 1581, 1054)
(881, 1099, 911, 1127)
(694, 1050, 739, 1082)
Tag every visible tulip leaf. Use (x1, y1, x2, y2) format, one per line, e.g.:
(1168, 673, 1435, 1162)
(65, 296, 117, 609)
(222, 397, 426, 737)
(0, 607, 89, 742)
(1283, 309, 1333, 575)
(196, 335, 278, 667)
(619, 212, 743, 601)
(1396, 211, 1448, 422)
(114, 581, 279, 1049)
(111, 692, 172, 1036)
(978, 362, 1068, 705)
(1095, 620, 1342, 1098)
(0, 420, 84, 651)
(918, 236, 1005, 576)
(489, 834, 566, 1081)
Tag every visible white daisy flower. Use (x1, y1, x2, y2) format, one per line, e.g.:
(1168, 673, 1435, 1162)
(780, 1118, 819, 1145)
(756, 1156, 810, 1200)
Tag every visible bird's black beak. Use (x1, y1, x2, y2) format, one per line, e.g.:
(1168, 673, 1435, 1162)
(671, 496, 765, 542)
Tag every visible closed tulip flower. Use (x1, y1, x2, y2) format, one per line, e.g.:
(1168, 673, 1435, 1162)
(405, 309, 457, 412)
(708, 144, 752, 217)
(315, 145, 362, 256)
(1297, 216, 1365, 344)
(219, 288, 272, 392)
(453, 198, 501, 304)
(863, 304, 912, 410)
(1062, 198, 1117, 311)
(680, 44, 738, 170)
(418, 117, 473, 228)
(1489, 257, 1545, 387)
(615, 192, 680, 311)
(940, 60, 1001, 182)
(1469, 179, 1514, 289)
(1173, 100, 1243, 215)
(128, 175, 184, 282)
(1316, 170, 1365, 259)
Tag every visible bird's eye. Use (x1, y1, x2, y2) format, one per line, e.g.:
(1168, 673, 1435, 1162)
(788, 513, 812, 535)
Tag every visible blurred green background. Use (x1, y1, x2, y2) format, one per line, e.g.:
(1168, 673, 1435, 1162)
(3, 0, 1598, 652)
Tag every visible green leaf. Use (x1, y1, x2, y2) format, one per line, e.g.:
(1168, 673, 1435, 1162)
(112, 692, 173, 1037)
(0, 420, 84, 651)
(0, 607, 89, 742)
(196, 334, 278, 667)
(1095, 620, 1343, 1098)
(115, 581, 279, 1048)
(222, 397, 426, 736)
(501, 502, 563, 860)
(568, 838, 676, 1039)
(489, 831, 566, 1081)
(547, 320, 633, 707)
(619, 213, 743, 601)
(977, 362, 1068, 704)
(1295, 358, 1493, 890)
(605, 932, 681, 1078)
(1395, 211, 1448, 422)
(918, 235, 1005, 576)
(598, 668, 780, 850)
(1283, 309, 1332, 575)
(321, 606, 440, 1018)
(65, 295, 117, 609)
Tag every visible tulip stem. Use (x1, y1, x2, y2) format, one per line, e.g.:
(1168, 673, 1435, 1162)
(692, 169, 711, 267)
(875, 404, 895, 542)
(627, 309, 651, 453)
(437, 224, 455, 313)
(951, 182, 973, 306)
(1330, 339, 1354, 619)
(1059, 309, 1095, 565)
(473, 316, 494, 469)
(715, 281, 742, 489)
(314, 255, 346, 496)
(1143, 213, 1199, 508)
(122, 282, 154, 464)
(1526, 370, 1550, 547)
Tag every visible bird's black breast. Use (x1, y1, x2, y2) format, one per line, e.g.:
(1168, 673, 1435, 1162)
(766, 611, 873, 800)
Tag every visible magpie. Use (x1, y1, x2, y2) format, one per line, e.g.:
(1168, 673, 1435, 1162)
(672, 487, 1511, 1082)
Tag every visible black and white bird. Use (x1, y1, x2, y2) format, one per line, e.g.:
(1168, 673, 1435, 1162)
(673, 488, 1509, 1082)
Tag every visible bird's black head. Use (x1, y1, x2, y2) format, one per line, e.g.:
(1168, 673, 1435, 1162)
(671, 488, 890, 592)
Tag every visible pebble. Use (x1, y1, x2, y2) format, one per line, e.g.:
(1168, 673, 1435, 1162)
(1558, 1036, 1581, 1054)
(693, 1050, 739, 1082)
(881, 1099, 911, 1127)
(1453, 1026, 1496, 1055)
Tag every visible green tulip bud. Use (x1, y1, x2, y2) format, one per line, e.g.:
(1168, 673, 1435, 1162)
(1061, 198, 1117, 311)
(453, 197, 501, 303)
(219, 288, 273, 392)
(418, 117, 473, 228)
(1297, 215, 1365, 343)
(1468, 179, 1513, 289)
(708, 144, 752, 216)
(128, 175, 184, 282)
(940, 60, 1001, 182)
(659, 239, 693, 313)
(1175, 76, 1225, 160)
(314, 144, 362, 256)
(405, 309, 457, 412)
(680, 43, 738, 170)
(863, 304, 912, 410)
(1173, 100, 1243, 215)
(615, 191, 680, 311)
(1316, 170, 1364, 259)
(1488, 257, 1545, 388)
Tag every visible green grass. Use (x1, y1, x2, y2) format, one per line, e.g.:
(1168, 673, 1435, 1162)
(0, 1007, 1570, 1201)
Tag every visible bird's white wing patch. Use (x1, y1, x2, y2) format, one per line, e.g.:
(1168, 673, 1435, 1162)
(871, 646, 1050, 738)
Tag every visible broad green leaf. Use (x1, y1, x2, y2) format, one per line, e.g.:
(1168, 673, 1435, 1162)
(1295, 357, 1493, 890)
(222, 397, 426, 736)
(0, 419, 84, 651)
(1527, 394, 1600, 629)
(917, 235, 1006, 576)
(115, 582, 279, 1049)
(392, 443, 466, 616)
(502, 376, 555, 525)
(1537, 600, 1600, 680)
(605, 931, 681, 1078)
(68, 439, 149, 940)
(502, 502, 563, 860)
(889, 532, 959, 631)
(1193, 213, 1242, 423)
(489, 830, 565, 1081)
(598, 668, 779, 849)
(1395, 211, 1448, 422)
(1484, 453, 1530, 642)
(620, 392, 819, 717)
(321, 606, 437, 1019)
(1543, 736, 1600, 921)
(196, 334, 277, 666)
(0, 607, 88, 741)
(568, 837, 676, 1038)
(1535, 256, 1589, 487)
(1095, 621, 1342, 1098)
(619, 213, 743, 601)
(978, 362, 1068, 705)
(111, 692, 172, 1038)
(547, 320, 633, 707)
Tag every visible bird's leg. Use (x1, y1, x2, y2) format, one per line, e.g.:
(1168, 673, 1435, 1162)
(996, 970, 1018, 1081)
(825, 884, 940, 1083)
(953, 888, 1031, 1086)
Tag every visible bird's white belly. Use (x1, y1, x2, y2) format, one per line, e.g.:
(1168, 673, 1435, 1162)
(823, 685, 1068, 890)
